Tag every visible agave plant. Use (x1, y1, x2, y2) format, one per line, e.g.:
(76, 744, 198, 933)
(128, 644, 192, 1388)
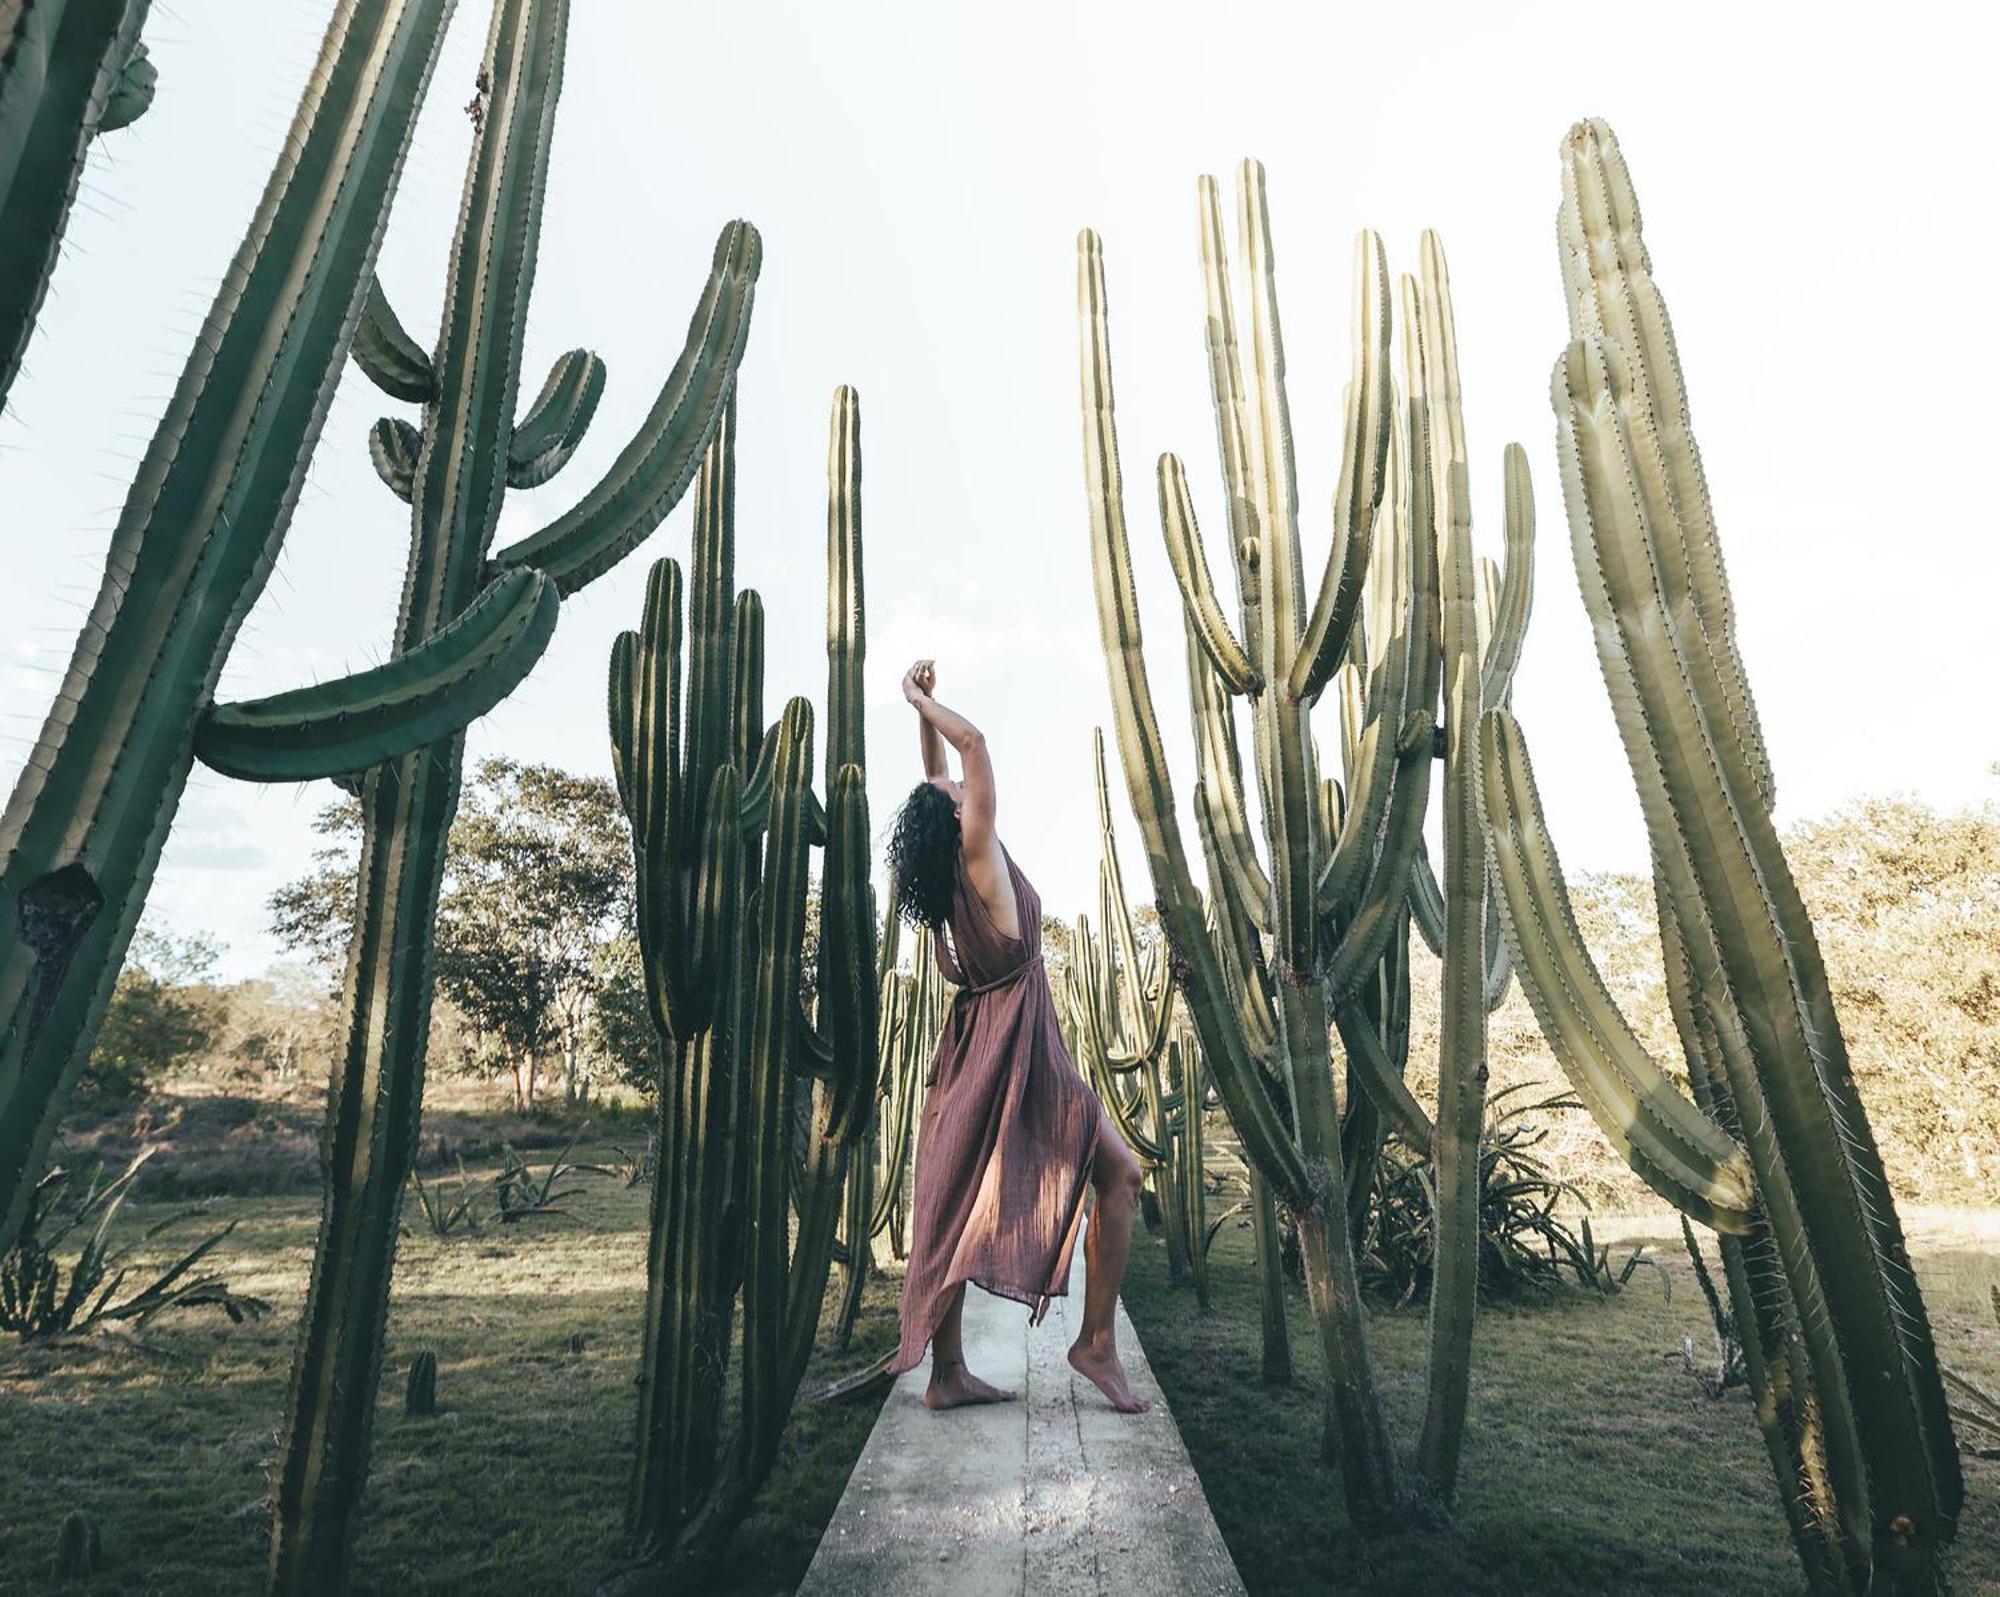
(0, 1149, 269, 1341)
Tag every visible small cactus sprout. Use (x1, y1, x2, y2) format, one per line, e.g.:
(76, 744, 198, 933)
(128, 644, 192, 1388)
(52, 1509, 103, 1577)
(405, 1350, 439, 1417)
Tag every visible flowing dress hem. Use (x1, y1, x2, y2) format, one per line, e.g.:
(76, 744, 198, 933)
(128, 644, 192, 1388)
(885, 1110, 1100, 1376)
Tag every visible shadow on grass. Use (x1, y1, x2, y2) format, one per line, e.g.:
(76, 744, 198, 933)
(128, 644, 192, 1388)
(1122, 1208, 2000, 1597)
(0, 1142, 898, 1597)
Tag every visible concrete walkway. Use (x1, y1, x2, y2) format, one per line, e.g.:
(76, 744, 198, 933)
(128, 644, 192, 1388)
(797, 1221, 1246, 1596)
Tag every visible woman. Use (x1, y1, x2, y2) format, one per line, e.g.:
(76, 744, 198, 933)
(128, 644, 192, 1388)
(884, 658, 1151, 1414)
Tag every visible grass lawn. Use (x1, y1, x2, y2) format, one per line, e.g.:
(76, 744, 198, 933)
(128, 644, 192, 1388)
(0, 1126, 895, 1596)
(1121, 1203, 2000, 1596)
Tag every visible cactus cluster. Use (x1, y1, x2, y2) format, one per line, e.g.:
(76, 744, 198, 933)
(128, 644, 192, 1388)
(1079, 159, 1532, 1520)
(260, 3, 760, 1589)
(831, 905, 947, 1348)
(608, 385, 875, 1589)
(0, 0, 156, 412)
(1476, 120, 1959, 1594)
(1062, 728, 1216, 1305)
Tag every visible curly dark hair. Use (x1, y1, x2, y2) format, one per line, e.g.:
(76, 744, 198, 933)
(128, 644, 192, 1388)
(887, 781, 961, 931)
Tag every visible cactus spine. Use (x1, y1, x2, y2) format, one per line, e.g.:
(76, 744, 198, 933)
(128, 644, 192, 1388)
(1476, 119, 1958, 1595)
(264, 5, 759, 1590)
(1078, 161, 1535, 1523)
(0, 0, 155, 412)
(0, 0, 458, 1262)
(611, 385, 874, 1588)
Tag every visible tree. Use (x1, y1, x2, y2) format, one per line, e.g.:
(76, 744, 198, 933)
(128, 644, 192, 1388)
(432, 758, 633, 1110)
(83, 927, 225, 1105)
(269, 761, 636, 1111)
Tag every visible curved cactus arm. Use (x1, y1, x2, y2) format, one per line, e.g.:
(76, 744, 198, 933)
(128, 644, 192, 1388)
(0, 0, 153, 411)
(351, 275, 436, 402)
(1194, 174, 1264, 641)
(1089, 725, 1176, 1058)
(1557, 119, 1772, 814)
(1406, 841, 1445, 956)
(506, 346, 604, 487)
(1189, 776, 1279, 1071)
(1184, 626, 1274, 933)
(1330, 999, 1432, 1149)
(1292, 229, 1393, 705)
(1234, 158, 1317, 979)
(368, 416, 420, 502)
(1316, 404, 1416, 921)
(1557, 326, 1959, 1568)
(1321, 709, 1433, 999)
(1477, 704, 1757, 1231)
(489, 220, 760, 595)
(1478, 444, 1535, 710)
(1157, 453, 1260, 694)
(194, 568, 557, 783)
(1079, 224, 1306, 1204)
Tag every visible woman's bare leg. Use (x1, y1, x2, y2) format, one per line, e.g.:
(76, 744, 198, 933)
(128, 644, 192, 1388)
(1068, 1106, 1152, 1413)
(924, 1280, 1019, 1411)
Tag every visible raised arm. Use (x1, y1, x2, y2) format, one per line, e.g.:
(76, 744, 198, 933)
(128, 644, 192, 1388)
(900, 661, 1012, 930)
(905, 659, 947, 779)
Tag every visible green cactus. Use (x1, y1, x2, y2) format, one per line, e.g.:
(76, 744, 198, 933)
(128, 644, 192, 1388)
(1476, 118, 1959, 1594)
(263, 4, 760, 1590)
(609, 385, 875, 1589)
(1078, 161, 1534, 1523)
(832, 892, 951, 1346)
(0, 0, 155, 412)
(404, 1349, 438, 1416)
(0, 0, 458, 1265)
(1063, 726, 1214, 1300)
(52, 1507, 102, 1578)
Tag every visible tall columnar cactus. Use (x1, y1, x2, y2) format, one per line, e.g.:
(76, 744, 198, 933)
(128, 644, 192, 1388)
(609, 385, 875, 1590)
(0, 0, 458, 1262)
(1476, 119, 1959, 1595)
(265, 3, 760, 1589)
(0, 0, 156, 412)
(1062, 730, 1190, 1273)
(832, 903, 949, 1346)
(1078, 161, 1535, 1523)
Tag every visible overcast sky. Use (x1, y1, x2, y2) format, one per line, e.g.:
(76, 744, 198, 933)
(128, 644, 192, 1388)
(4, 0, 1995, 982)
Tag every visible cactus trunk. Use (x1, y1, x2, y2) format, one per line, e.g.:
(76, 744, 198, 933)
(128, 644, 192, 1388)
(1477, 119, 1959, 1595)
(267, 5, 758, 1587)
(0, 0, 456, 1260)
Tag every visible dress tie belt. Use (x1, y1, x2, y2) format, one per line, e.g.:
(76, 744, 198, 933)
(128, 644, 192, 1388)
(954, 950, 1043, 1001)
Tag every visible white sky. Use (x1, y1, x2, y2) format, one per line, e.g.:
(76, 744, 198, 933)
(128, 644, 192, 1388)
(3, 0, 1995, 982)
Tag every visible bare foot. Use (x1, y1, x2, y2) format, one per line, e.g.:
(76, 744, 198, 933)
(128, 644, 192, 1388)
(1067, 1338, 1152, 1413)
(923, 1360, 1019, 1410)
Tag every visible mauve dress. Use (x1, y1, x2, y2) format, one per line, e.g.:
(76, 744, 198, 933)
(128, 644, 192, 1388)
(888, 842, 1103, 1375)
